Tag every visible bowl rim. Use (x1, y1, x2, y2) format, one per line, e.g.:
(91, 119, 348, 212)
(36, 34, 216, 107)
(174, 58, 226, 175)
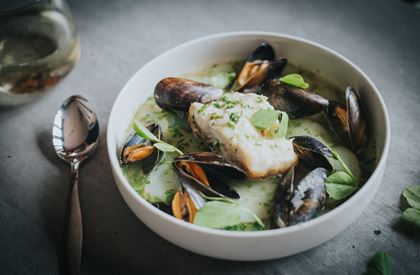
(107, 31, 391, 238)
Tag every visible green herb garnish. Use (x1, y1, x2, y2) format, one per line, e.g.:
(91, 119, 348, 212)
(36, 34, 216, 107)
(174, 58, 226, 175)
(229, 112, 240, 124)
(400, 184, 420, 232)
(324, 150, 358, 200)
(132, 121, 183, 155)
(251, 109, 280, 130)
(402, 185, 420, 209)
(279, 73, 309, 89)
(364, 252, 392, 275)
(275, 111, 289, 139)
(325, 171, 357, 200)
(401, 208, 420, 230)
(194, 195, 264, 229)
(210, 113, 224, 120)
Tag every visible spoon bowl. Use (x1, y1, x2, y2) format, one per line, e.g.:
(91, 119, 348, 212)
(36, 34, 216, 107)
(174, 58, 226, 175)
(53, 95, 99, 163)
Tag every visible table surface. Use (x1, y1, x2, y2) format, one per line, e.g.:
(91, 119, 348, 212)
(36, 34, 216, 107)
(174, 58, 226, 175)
(1, 0, 420, 274)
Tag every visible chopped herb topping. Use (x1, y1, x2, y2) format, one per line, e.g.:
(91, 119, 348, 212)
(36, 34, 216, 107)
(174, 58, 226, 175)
(210, 113, 224, 120)
(229, 112, 240, 124)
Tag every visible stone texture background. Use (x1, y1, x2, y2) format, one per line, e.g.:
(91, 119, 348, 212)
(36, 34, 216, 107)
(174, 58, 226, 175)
(0, 0, 419, 274)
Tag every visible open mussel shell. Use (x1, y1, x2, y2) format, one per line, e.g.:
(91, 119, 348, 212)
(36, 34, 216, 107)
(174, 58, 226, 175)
(120, 124, 162, 173)
(272, 166, 327, 228)
(325, 86, 367, 153)
(173, 152, 245, 199)
(154, 77, 223, 112)
(263, 80, 329, 119)
(288, 167, 327, 226)
(292, 135, 333, 171)
(172, 184, 206, 223)
(231, 43, 288, 93)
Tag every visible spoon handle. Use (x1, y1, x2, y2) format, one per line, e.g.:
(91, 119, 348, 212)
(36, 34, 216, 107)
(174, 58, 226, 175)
(63, 162, 82, 275)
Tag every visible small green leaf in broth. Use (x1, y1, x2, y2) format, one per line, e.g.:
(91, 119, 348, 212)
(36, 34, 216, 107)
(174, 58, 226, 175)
(279, 74, 309, 89)
(251, 109, 280, 130)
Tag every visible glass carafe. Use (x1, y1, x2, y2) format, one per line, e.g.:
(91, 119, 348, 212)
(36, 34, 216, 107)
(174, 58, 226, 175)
(0, 0, 80, 105)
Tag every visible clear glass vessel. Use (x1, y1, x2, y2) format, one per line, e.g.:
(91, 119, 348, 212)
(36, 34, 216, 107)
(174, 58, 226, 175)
(0, 0, 80, 105)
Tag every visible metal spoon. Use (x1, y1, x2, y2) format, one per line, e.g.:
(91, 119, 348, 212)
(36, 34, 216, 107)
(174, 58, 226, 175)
(52, 95, 99, 275)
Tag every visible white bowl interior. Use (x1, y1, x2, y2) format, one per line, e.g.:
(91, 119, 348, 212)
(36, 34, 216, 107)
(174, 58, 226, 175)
(107, 32, 390, 260)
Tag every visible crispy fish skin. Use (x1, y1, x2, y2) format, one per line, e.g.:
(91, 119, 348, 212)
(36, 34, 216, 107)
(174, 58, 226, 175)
(188, 92, 298, 179)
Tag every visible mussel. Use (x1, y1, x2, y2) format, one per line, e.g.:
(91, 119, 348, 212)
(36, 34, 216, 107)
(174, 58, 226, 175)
(272, 166, 328, 228)
(292, 135, 333, 171)
(171, 152, 246, 223)
(325, 86, 367, 153)
(120, 124, 162, 173)
(231, 43, 287, 93)
(263, 79, 329, 119)
(173, 152, 246, 198)
(172, 184, 206, 223)
(154, 77, 223, 112)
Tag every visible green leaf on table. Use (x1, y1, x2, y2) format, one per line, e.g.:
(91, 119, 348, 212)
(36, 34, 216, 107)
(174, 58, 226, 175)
(275, 111, 289, 139)
(364, 251, 392, 275)
(279, 74, 309, 89)
(402, 185, 420, 209)
(251, 109, 280, 130)
(401, 208, 420, 229)
(132, 121, 159, 142)
(325, 171, 357, 200)
(193, 201, 264, 229)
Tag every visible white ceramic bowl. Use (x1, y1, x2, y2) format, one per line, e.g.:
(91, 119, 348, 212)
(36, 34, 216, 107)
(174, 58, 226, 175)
(107, 32, 390, 261)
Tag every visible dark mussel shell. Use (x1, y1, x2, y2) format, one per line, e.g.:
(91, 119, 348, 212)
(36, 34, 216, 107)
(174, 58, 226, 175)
(288, 167, 328, 225)
(231, 43, 288, 93)
(325, 87, 367, 153)
(173, 152, 246, 199)
(154, 77, 223, 112)
(120, 124, 162, 173)
(292, 135, 333, 171)
(247, 42, 275, 62)
(272, 167, 295, 228)
(263, 80, 329, 119)
(272, 166, 327, 228)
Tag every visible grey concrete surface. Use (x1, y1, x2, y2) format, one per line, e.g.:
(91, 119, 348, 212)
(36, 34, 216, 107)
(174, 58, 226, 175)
(1, 0, 420, 274)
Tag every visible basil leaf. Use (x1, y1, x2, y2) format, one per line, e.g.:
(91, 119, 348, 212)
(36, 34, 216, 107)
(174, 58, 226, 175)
(275, 111, 289, 139)
(279, 74, 309, 89)
(401, 208, 420, 229)
(325, 183, 357, 200)
(193, 201, 242, 228)
(326, 171, 357, 186)
(132, 121, 159, 142)
(325, 171, 357, 200)
(402, 185, 420, 209)
(153, 142, 183, 155)
(366, 252, 392, 275)
(193, 201, 264, 228)
(251, 109, 280, 130)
